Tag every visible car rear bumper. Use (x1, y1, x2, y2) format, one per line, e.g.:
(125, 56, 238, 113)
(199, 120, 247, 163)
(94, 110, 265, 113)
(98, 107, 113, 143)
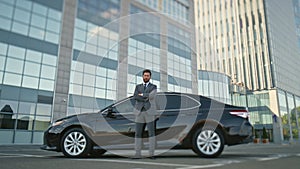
(226, 120, 253, 145)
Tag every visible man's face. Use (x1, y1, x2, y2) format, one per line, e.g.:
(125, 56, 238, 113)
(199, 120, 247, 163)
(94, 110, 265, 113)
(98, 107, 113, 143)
(143, 72, 151, 83)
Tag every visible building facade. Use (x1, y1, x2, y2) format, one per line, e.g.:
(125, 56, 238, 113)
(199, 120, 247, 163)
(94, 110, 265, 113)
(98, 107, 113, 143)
(195, 0, 300, 143)
(0, 0, 196, 144)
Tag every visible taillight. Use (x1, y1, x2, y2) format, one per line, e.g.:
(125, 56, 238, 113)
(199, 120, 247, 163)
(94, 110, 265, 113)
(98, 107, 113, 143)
(229, 109, 249, 119)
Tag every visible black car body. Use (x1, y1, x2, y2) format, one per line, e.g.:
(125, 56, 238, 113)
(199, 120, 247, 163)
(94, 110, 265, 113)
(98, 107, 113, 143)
(41, 92, 253, 158)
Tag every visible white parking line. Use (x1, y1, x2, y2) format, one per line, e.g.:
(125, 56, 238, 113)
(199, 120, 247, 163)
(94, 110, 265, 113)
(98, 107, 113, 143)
(257, 157, 280, 161)
(0, 153, 46, 158)
(72, 158, 224, 169)
(176, 164, 224, 169)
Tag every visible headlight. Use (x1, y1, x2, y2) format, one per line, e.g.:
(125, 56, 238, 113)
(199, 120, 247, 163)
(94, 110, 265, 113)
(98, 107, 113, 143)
(52, 120, 65, 127)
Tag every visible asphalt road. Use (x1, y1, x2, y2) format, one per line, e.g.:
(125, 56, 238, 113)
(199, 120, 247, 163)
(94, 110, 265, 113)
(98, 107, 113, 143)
(0, 143, 300, 169)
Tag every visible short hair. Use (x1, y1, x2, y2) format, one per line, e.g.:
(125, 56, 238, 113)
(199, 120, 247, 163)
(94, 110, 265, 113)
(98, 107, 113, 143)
(142, 69, 152, 76)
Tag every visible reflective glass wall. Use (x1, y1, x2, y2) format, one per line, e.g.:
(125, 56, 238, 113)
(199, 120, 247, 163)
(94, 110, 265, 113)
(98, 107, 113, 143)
(198, 70, 231, 104)
(0, 0, 62, 144)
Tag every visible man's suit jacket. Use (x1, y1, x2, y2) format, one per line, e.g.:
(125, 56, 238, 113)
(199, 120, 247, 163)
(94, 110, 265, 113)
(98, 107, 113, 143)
(133, 83, 157, 115)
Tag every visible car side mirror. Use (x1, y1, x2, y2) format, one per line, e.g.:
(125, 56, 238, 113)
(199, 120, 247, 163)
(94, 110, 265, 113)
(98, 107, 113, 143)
(106, 107, 116, 118)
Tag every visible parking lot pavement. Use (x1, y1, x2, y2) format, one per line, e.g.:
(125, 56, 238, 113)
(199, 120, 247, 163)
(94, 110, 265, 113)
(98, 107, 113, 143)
(0, 143, 300, 169)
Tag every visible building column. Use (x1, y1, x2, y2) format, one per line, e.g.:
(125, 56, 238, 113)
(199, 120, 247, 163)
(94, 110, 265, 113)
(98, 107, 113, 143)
(52, 0, 77, 122)
(117, 0, 130, 100)
(189, 0, 198, 94)
(270, 89, 284, 143)
(160, 17, 168, 92)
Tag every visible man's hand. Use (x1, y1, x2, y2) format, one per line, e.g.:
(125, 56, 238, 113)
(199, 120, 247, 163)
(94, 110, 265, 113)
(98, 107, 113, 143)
(138, 93, 143, 96)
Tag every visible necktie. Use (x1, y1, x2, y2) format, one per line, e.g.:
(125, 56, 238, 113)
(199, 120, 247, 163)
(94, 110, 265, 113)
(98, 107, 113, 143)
(144, 84, 147, 90)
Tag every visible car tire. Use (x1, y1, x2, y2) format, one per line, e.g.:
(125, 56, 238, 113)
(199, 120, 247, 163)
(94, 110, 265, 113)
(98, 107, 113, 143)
(61, 128, 92, 158)
(192, 126, 224, 158)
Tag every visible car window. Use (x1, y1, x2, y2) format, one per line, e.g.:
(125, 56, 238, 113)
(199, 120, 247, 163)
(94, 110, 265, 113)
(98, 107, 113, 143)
(156, 94, 200, 111)
(113, 98, 135, 115)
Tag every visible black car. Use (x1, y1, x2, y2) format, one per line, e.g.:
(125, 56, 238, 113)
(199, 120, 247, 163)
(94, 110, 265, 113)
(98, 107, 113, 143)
(41, 92, 253, 158)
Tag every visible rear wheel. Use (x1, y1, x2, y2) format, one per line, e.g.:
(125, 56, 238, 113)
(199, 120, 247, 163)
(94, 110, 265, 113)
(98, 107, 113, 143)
(61, 128, 92, 157)
(192, 126, 224, 158)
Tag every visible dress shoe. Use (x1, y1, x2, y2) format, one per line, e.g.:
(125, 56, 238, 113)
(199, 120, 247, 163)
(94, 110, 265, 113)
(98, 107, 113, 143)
(131, 154, 142, 159)
(148, 156, 156, 160)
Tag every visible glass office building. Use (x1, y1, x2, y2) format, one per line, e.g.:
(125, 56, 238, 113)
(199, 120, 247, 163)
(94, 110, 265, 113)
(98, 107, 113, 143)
(0, 0, 196, 144)
(195, 0, 300, 143)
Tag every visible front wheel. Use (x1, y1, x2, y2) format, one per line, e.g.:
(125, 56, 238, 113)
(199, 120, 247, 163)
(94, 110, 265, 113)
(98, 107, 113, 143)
(61, 128, 92, 157)
(192, 126, 224, 158)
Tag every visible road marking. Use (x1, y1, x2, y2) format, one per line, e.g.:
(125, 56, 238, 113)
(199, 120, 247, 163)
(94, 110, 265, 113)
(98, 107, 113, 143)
(176, 164, 224, 169)
(258, 157, 280, 161)
(72, 158, 224, 169)
(0, 153, 46, 158)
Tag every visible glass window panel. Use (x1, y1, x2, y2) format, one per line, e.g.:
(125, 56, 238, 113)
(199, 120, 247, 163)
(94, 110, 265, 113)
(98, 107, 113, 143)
(36, 103, 51, 116)
(74, 28, 86, 40)
(41, 65, 55, 79)
(16, 114, 34, 130)
(106, 90, 116, 100)
(16, 0, 32, 10)
(29, 26, 45, 40)
(42, 54, 57, 66)
(6, 58, 23, 74)
(73, 40, 85, 50)
(4, 73, 22, 86)
(75, 19, 87, 29)
(0, 71, 3, 83)
(83, 74, 95, 86)
(95, 88, 106, 98)
(0, 100, 17, 129)
(71, 71, 83, 84)
(26, 50, 42, 63)
(8, 45, 26, 59)
(96, 67, 107, 77)
(32, 3, 47, 16)
(0, 42, 8, 56)
(0, 56, 5, 71)
(18, 102, 35, 115)
(34, 116, 50, 131)
(46, 19, 60, 33)
(48, 8, 61, 21)
(82, 86, 94, 97)
(32, 131, 44, 144)
(39, 79, 54, 91)
(84, 64, 95, 75)
(0, 3, 13, 18)
(12, 21, 29, 36)
(69, 84, 82, 95)
(0, 16, 11, 30)
(24, 61, 40, 77)
(22, 76, 39, 89)
(0, 100, 18, 114)
(31, 14, 46, 29)
(45, 31, 59, 43)
(107, 79, 116, 90)
(96, 76, 106, 88)
(14, 8, 30, 24)
(85, 44, 97, 54)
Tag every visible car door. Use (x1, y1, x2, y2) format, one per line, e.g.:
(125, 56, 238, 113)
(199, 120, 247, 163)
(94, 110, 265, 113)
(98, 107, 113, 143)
(155, 93, 200, 146)
(94, 98, 136, 147)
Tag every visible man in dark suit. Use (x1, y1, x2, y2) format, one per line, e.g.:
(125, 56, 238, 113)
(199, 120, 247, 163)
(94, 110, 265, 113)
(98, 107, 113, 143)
(132, 69, 157, 159)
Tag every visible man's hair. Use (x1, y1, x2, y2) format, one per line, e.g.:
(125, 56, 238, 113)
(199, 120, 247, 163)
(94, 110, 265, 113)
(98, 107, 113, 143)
(142, 69, 152, 76)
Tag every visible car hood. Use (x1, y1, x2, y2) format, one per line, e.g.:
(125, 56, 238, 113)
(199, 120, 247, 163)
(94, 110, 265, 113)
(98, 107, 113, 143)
(55, 112, 99, 122)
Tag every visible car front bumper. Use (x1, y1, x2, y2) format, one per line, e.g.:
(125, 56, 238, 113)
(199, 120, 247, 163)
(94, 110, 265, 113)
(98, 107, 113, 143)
(40, 128, 61, 152)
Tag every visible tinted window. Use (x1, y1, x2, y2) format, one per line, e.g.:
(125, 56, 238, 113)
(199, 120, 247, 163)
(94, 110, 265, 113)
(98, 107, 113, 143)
(156, 94, 200, 111)
(114, 98, 135, 114)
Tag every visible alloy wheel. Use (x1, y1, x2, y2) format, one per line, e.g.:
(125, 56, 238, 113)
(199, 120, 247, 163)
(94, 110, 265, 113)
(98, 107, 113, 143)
(196, 129, 221, 155)
(63, 131, 87, 156)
